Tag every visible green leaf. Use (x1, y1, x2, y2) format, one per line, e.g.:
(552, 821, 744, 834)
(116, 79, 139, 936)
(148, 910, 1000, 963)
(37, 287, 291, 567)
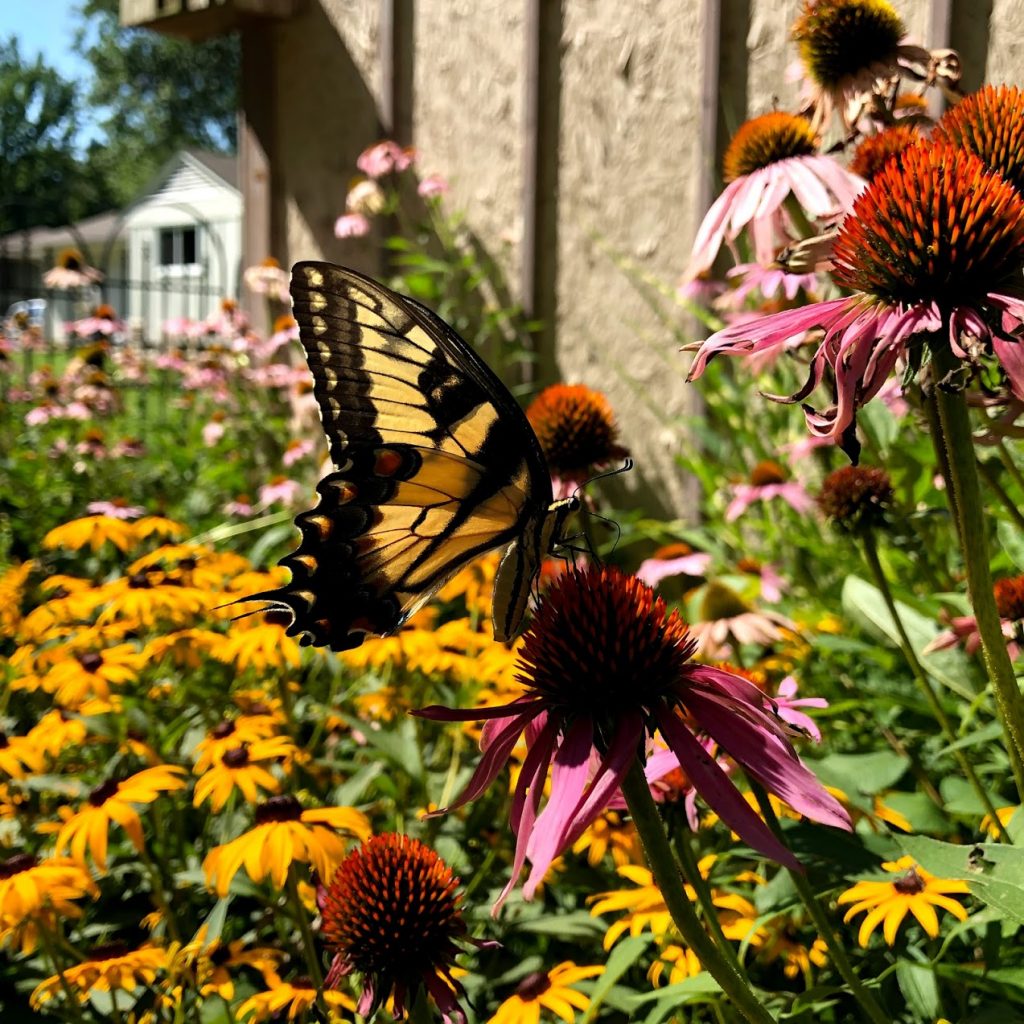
(896, 960, 940, 1020)
(898, 834, 1024, 925)
(581, 935, 650, 1022)
(628, 971, 722, 1006)
(841, 575, 980, 698)
(812, 748, 908, 797)
(999, 519, 1024, 571)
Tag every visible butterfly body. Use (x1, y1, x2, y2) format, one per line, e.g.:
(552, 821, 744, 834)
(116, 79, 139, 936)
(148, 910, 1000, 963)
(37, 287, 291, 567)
(258, 262, 577, 651)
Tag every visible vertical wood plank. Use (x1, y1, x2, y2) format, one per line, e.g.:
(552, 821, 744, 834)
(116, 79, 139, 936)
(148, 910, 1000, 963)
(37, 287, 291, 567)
(239, 23, 275, 310)
(381, 0, 415, 144)
(948, 0, 992, 94)
(521, 0, 562, 385)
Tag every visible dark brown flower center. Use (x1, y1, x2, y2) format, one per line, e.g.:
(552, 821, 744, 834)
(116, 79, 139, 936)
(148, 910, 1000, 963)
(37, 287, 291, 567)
(850, 125, 921, 182)
(792, 0, 904, 89)
(700, 581, 752, 622)
(0, 732, 8, 749)
(723, 113, 818, 182)
(85, 941, 131, 963)
(832, 143, 1024, 305)
(89, 778, 122, 806)
(254, 794, 302, 823)
(818, 465, 893, 533)
(749, 460, 787, 486)
(222, 745, 251, 768)
(211, 721, 236, 739)
(78, 651, 104, 673)
(516, 971, 553, 1000)
(892, 868, 926, 894)
(128, 573, 153, 590)
(0, 852, 37, 879)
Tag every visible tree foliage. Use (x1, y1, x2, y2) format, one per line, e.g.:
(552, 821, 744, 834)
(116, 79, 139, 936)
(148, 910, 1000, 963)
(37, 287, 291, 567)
(0, 37, 99, 235)
(74, 0, 240, 206)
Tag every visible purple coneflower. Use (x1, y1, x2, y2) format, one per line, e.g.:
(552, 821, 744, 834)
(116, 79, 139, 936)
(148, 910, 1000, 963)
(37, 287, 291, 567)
(417, 174, 449, 199)
(334, 212, 371, 239)
(357, 140, 415, 179)
(415, 568, 850, 908)
(773, 676, 828, 742)
(684, 112, 864, 280)
(688, 143, 1024, 458)
(636, 542, 712, 590)
(725, 460, 814, 523)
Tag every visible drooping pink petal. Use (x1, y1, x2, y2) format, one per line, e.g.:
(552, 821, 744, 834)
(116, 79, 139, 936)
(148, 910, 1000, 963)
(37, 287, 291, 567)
(992, 336, 1024, 400)
(413, 697, 543, 722)
(657, 709, 801, 868)
(636, 552, 712, 588)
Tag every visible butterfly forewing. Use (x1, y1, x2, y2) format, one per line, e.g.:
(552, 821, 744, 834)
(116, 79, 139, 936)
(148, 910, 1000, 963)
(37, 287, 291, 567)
(257, 262, 559, 651)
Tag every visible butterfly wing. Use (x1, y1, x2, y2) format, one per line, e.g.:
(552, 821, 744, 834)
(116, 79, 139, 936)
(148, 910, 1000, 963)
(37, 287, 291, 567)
(258, 262, 556, 651)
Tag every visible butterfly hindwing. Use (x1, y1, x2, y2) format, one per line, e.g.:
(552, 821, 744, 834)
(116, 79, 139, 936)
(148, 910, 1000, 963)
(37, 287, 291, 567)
(260, 262, 559, 651)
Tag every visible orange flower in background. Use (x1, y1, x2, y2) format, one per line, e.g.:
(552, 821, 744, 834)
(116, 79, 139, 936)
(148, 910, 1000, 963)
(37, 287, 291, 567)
(207, 620, 302, 672)
(40, 643, 146, 705)
(193, 736, 299, 811)
(193, 716, 283, 773)
(236, 977, 353, 1022)
(487, 962, 603, 1024)
(43, 515, 137, 554)
(31, 942, 167, 1008)
(0, 560, 34, 634)
(54, 765, 187, 871)
(202, 795, 370, 896)
(0, 731, 45, 778)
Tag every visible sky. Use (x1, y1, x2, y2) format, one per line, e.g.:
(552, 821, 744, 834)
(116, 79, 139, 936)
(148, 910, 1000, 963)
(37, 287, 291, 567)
(0, 1, 92, 82)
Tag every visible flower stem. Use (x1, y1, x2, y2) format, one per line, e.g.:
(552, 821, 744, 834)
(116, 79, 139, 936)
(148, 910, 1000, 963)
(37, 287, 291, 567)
(620, 760, 777, 1024)
(138, 843, 181, 943)
(929, 367, 1024, 802)
(286, 867, 324, 988)
(977, 457, 1024, 534)
(37, 923, 88, 1024)
(750, 786, 891, 1024)
(861, 531, 1010, 841)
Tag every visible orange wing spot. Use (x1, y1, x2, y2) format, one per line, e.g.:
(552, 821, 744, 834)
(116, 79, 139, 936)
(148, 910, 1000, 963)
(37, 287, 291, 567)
(335, 482, 359, 503)
(292, 555, 318, 574)
(374, 448, 405, 477)
(307, 514, 334, 540)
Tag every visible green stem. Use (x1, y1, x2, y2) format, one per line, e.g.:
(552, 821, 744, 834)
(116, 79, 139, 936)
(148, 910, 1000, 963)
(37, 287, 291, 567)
(287, 868, 324, 988)
(998, 439, 1024, 496)
(929, 359, 1024, 802)
(619, 760, 777, 1024)
(138, 843, 182, 943)
(407, 988, 435, 1024)
(38, 923, 88, 1024)
(861, 531, 1009, 841)
(671, 828, 745, 975)
(750, 786, 891, 1024)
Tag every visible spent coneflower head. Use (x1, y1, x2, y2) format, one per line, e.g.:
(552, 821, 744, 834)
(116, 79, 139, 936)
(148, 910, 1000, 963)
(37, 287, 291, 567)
(526, 384, 627, 482)
(932, 84, 1024, 195)
(684, 113, 864, 278)
(849, 124, 920, 180)
(818, 465, 893, 532)
(415, 568, 850, 908)
(321, 833, 484, 1023)
(792, 0, 904, 91)
(688, 142, 1024, 457)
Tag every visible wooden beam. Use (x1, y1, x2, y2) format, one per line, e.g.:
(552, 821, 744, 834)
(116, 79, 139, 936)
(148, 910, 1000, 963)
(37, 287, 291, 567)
(521, 0, 562, 385)
(380, 0, 415, 144)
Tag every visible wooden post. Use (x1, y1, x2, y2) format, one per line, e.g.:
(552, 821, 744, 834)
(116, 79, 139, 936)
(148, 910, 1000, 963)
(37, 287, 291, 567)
(521, 0, 562, 386)
(380, 0, 415, 145)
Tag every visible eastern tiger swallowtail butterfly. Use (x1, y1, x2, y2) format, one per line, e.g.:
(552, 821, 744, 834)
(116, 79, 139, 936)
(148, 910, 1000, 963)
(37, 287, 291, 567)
(253, 261, 580, 652)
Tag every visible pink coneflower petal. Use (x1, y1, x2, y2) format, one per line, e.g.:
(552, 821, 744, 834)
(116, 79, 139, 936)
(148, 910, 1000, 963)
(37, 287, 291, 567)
(636, 552, 713, 587)
(657, 709, 800, 868)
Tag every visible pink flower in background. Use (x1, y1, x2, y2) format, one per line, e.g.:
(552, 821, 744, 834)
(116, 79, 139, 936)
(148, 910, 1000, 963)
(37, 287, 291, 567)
(676, 272, 727, 306)
(772, 676, 828, 743)
(357, 140, 414, 179)
(688, 581, 797, 660)
(683, 112, 863, 280)
(781, 432, 835, 461)
(202, 420, 226, 447)
(636, 544, 713, 589)
(737, 558, 788, 604)
(42, 248, 103, 290)
(417, 174, 449, 199)
(111, 438, 146, 458)
(721, 263, 819, 308)
(875, 378, 910, 418)
(925, 577, 1024, 663)
(243, 259, 291, 303)
(282, 438, 315, 467)
(25, 404, 59, 426)
(224, 496, 255, 517)
(725, 460, 813, 522)
(346, 179, 386, 215)
(259, 477, 302, 507)
(86, 501, 144, 520)
(415, 568, 849, 910)
(334, 213, 371, 239)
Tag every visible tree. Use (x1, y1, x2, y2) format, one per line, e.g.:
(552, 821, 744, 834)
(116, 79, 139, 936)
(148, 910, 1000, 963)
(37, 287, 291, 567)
(74, 0, 240, 205)
(0, 38, 97, 236)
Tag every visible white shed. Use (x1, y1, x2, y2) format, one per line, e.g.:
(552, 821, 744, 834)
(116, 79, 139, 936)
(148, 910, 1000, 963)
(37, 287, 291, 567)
(0, 150, 242, 344)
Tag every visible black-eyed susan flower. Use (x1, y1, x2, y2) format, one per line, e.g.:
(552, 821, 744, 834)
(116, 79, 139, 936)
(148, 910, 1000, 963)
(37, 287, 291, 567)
(648, 943, 702, 986)
(320, 833, 488, 1024)
(203, 795, 370, 896)
(40, 643, 146, 705)
(0, 560, 34, 634)
(0, 731, 45, 778)
(416, 568, 849, 906)
(193, 736, 298, 811)
(25, 708, 88, 758)
(193, 716, 282, 773)
(757, 920, 829, 982)
(132, 516, 188, 542)
(207, 619, 302, 672)
(525, 383, 628, 487)
(0, 853, 98, 954)
(94, 574, 211, 629)
(236, 976, 354, 1022)
(31, 942, 166, 1008)
(689, 143, 1024, 457)
(43, 514, 137, 553)
(54, 765, 187, 870)
(837, 855, 969, 946)
(571, 811, 644, 868)
(486, 962, 603, 1024)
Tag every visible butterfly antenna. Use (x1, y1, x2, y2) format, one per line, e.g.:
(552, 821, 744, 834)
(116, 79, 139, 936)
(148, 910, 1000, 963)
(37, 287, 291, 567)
(571, 458, 633, 562)
(571, 457, 635, 502)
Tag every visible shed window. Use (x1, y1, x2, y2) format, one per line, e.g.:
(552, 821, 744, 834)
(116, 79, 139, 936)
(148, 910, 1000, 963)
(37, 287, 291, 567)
(158, 226, 198, 266)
